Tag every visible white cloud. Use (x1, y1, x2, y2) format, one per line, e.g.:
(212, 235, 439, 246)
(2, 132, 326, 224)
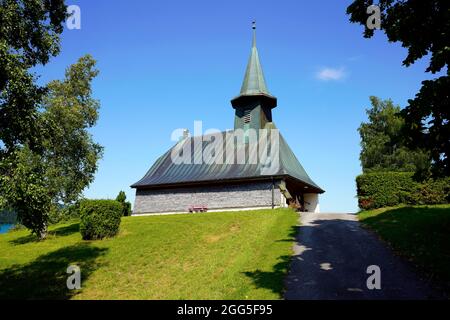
(316, 67, 347, 81)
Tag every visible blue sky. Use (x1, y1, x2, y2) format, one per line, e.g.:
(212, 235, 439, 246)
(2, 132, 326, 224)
(35, 0, 436, 212)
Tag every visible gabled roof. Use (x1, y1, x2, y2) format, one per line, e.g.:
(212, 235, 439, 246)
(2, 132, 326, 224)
(131, 24, 324, 194)
(131, 130, 324, 193)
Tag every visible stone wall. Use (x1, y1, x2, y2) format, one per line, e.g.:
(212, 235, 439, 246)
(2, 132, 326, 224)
(304, 193, 320, 213)
(133, 181, 283, 214)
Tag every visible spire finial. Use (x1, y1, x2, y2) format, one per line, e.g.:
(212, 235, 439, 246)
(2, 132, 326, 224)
(252, 21, 256, 47)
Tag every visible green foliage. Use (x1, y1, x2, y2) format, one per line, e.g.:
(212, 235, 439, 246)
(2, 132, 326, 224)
(347, 1, 450, 176)
(0, 0, 67, 152)
(48, 202, 80, 225)
(0, 0, 66, 238)
(122, 202, 132, 217)
(413, 178, 450, 205)
(0, 1, 103, 239)
(116, 191, 126, 203)
(115, 191, 132, 216)
(401, 76, 450, 177)
(79, 200, 122, 240)
(41, 55, 103, 205)
(0, 209, 17, 224)
(0, 147, 52, 238)
(0, 55, 103, 239)
(356, 172, 450, 210)
(358, 96, 430, 174)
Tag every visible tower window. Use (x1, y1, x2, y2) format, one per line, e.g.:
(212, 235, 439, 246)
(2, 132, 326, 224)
(243, 110, 252, 124)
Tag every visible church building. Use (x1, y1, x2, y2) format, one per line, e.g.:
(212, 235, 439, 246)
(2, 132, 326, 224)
(131, 24, 324, 214)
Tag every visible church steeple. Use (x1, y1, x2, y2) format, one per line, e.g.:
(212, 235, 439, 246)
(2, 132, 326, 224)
(239, 22, 271, 96)
(231, 22, 277, 131)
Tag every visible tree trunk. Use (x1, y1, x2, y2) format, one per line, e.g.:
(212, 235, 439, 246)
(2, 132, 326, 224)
(39, 224, 48, 240)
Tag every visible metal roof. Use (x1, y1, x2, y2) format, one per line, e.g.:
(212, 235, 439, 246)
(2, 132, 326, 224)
(240, 24, 270, 96)
(131, 130, 324, 193)
(231, 22, 277, 109)
(131, 24, 324, 194)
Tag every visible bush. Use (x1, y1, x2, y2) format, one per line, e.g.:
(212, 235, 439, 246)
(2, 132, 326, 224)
(80, 200, 122, 240)
(121, 202, 132, 216)
(116, 191, 132, 216)
(356, 172, 450, 210)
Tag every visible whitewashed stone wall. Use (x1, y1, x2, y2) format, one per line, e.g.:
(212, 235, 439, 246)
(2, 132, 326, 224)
(133, 181, 283, 214)
(304, 193, 320, 213)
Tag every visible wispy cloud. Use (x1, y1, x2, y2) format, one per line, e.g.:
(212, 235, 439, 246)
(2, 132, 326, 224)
(316, 67, 347, 81)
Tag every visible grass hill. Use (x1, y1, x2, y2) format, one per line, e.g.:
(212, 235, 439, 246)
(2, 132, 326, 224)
(0, 208, 297, 300)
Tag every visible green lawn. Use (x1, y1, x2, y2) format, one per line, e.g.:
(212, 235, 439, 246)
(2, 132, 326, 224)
(0, 208, 298, 300)
(359, 204, 450, 293)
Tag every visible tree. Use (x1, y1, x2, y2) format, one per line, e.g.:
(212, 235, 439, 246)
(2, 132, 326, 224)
(42, 55, 103, 205)
(1, 0, 68, 238)
(116, 191, 127, 203)
(359, 96, 430, 174)
(116, 191, 132, 217)
(0, 0, 67, 153)
(347, 0, 450, 176)
(0, 55, 103, 239)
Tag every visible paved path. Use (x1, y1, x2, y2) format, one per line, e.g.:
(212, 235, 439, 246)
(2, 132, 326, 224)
(284, 213, 440, 300)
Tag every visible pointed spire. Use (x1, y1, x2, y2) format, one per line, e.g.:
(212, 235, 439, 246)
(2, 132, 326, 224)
(231, 22, 277, 110)
(239, 21, 271, 96)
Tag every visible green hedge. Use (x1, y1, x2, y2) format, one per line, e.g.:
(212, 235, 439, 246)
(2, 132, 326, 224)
(80, 200, 122, 240)
(356, 172, 450, 210)
(121, 201, 132, 216)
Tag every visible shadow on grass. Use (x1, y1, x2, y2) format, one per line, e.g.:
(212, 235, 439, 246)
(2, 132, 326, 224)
(51, 223, 80, 237)
(361, 206, 450, 230)
(360, 206, 450, 294)
(243, 255, 292, 297)
(243, 226, 299, 297)
(0, 243, 107, 299)
(274, 225, 300, 243)
(9, 223, 80, 245)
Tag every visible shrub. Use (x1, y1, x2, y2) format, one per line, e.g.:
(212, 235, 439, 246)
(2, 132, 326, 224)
(115, 191, 132, 216)
(122, 202, 132, 216)
(80, 200, 122, 240)
(356, 172, 450, 210)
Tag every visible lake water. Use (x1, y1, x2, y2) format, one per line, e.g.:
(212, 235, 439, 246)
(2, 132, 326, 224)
(0, 224, 13, 234)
